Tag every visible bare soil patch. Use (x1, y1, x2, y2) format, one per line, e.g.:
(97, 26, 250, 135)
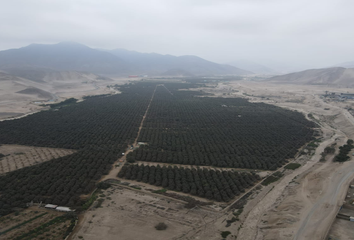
(71, 185, 222, 240)
(0, 144, 75, 174)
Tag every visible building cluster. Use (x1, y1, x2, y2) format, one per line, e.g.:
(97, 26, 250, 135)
(324, 91, 354, 101)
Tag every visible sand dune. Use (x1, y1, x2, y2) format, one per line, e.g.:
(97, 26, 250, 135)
(16, 87, 53, 99)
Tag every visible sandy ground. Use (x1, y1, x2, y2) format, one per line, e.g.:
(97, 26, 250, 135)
(70, 185, 223, 240)
(0, 144, 75, 174)
(0, 72, 136, 120)
(327, 180, 354, 240)
(328, 218, 354, 240)
(213, 81, 354, 240)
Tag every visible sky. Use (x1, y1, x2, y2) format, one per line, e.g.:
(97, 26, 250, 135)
(1, 0, 354, 70)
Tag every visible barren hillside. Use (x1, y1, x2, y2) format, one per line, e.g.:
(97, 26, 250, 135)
(268, 67, 354, 86)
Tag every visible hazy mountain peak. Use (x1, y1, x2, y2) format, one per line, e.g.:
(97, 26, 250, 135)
(228, 59, 276, 74)
(0, 42, 252, 76)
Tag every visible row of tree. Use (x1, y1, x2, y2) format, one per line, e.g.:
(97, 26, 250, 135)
(0, 83, 156, 216)
(126, 84, 315, 170)
(118, 164, 260, 202)
(335, 139, 354, 162)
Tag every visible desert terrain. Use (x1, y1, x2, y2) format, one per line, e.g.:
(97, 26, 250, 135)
(70, 183, 224, 240)
(0, 70, 135, 121)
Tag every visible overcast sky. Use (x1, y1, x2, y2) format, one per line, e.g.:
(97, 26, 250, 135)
(1, 0, 353, 69)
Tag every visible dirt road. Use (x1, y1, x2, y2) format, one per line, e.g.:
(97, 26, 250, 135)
(237, 133, 339, 240)
(229, 81, 354, 240)
(294, 161, 354, 240)
(100, 84, 157, 182)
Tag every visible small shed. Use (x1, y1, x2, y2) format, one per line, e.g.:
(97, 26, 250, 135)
(350, 217, 354, 222)
(45, 204, 58, 209)
(56, 206, 72, 212)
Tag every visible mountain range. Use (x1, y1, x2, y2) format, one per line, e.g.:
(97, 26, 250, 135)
(227, 60, 277, 74)
(267, 67, 354, 87)
(0, 42, 251, 77)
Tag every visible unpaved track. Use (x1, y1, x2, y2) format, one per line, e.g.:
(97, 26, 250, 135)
(100, 84, 157, 182)
(237, 134, 339, 240)
(294, 162, 354, 240)
(71, 85, 158, 239)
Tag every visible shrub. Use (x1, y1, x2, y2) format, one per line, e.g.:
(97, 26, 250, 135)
(284, 163, 301, 170)
(221, 231, 231, 238)
(155, 222, 167, 230)
(97, 182, 111, 190)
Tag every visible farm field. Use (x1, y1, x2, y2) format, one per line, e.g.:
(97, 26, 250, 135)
(0, 81, 315, 217)
(130, 83, 315, 170)
(0, 83, 155, 216)
(0, 207, 75, 240)
(0, 145, 75, 174)
(0, 79, 325, 240)
(118, 164, 260, 202)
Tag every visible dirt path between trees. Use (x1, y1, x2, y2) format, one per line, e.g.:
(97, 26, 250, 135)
(100, 84, 157, 182)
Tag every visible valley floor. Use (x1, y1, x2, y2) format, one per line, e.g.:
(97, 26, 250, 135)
(2, 78, 354, 240)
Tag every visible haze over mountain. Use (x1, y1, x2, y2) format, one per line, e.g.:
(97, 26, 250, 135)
(227, 60, 276, 74)
(268, 67, 354, 87)
(107, 48, 251, 76)
(0, 42, 251, 77)
(333, 61, 354, 69)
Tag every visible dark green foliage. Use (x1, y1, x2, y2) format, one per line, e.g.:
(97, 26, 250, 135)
(82, 94, 111, 100)
(262, 171, 283, 186)
(324, 146, 335, 154)
(82, 190, 99, 210)
(49, 98, 77, 109)
(184, 199, 198, 209)
(152, 189, 167, 194)
(155, 222, 167, 230)
(284, 163, 301, 170)
(0, 81, 314, 214)
(335, 139, 354, 162)
(95, 198, 105, 208)
(97, 182, 111, 190)
(221, 231, 231, 238)
(131, 83, 314, 170)
(0, 83, 155, 213)
(226, 217, 238, 227)
(119, 164, 260, 202)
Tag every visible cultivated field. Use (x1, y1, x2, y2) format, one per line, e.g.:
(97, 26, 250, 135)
(1, 78, 354, 239)
(0, 145, 75, 174)
(206, 81, 354, 240)
(0, 207, 74, 240)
